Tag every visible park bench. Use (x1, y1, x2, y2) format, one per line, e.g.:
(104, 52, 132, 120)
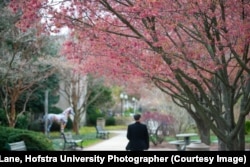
(61, 132, 84, 151)
(95, 126, 109, 139)
(168, 140, 186, 151)
(168, 140, 201, 151)
(8, 141, 27, 151)
(186, 142, 210, 151)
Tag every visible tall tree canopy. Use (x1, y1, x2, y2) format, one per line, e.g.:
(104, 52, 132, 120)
(9, 0, 250, 150)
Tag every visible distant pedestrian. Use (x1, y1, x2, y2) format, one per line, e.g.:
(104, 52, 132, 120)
(126, 114, 149, 151)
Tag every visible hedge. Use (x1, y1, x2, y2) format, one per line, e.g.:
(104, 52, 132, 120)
(0, 126, 54, 151)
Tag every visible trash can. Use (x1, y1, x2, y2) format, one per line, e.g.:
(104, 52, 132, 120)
(186, 142, 210, 151)
(96, 117, 105, 128)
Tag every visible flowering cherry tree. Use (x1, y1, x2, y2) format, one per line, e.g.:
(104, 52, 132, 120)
(8, 0, 250, 150)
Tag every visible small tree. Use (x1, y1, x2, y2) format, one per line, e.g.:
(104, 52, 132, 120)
(142, 111, 175, 135)
(0, 3, 57, 127)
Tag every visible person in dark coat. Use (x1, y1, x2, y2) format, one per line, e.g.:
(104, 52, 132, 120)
(126, 114, 149, 151)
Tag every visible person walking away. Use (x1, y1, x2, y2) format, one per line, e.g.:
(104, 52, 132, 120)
(126, 114, 149, 151)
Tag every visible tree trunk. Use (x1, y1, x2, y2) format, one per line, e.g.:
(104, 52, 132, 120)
(238, 118, 246, 150)
(216, 122, 245, 151)
(218, 136, 242, 151)
(196, 121, 211, 145)
(73, 118, 79, 135)
(9, 100, 16, 128)
(187, 109, 211, 145)
(72, 109, 81, 135)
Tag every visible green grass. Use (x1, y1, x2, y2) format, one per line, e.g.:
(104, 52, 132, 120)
(105, 125, 127, 130)
(167, 135, 214, 143)
(245, 134, 250, 143)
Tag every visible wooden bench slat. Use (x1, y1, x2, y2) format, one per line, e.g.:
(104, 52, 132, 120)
(8, 141, 27, 151)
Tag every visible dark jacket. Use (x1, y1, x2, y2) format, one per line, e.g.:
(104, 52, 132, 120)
(126, 122, 149, 151)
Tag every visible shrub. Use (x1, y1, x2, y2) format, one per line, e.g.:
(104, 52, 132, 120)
(28, 119, 44, 132)
(106, 116, 115, 126)
(0, 126, 54, 150)
(15, 114, 29, 129)
(87, 109, 105, 126)
(124, 108, 134, 117)
(0, 108, 8, 126)
(0, 108, 29, 129)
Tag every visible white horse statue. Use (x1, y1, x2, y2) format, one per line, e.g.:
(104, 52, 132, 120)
(43, 107, 75, 136)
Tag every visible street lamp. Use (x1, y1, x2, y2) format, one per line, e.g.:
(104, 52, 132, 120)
(120, 93, 128, 116)
(132, 97, 137, 115)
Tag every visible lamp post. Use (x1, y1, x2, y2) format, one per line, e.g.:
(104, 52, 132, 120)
(120, 93, 128, 116)
(132, 97, 137, 115)
(44, 89, 49, 137)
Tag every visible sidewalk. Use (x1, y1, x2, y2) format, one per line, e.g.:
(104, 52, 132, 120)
(84, 130, 128, 151)
(83, 130, 177, 151)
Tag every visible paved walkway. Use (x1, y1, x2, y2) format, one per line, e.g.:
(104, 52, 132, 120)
(83, 130, 176, 151)
(84, 130, 128, 151)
